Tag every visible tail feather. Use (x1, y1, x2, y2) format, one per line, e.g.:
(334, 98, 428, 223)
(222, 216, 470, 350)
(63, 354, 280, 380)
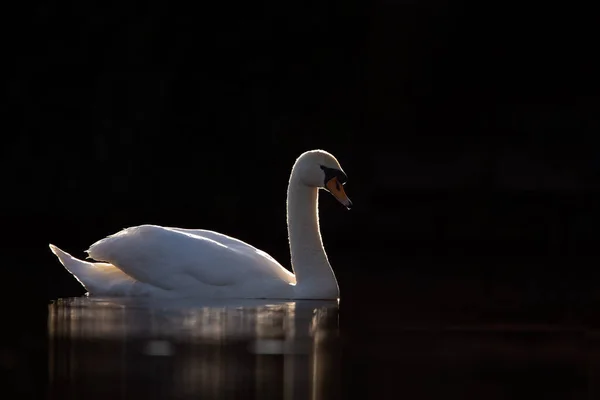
(49, 244, 137, 295)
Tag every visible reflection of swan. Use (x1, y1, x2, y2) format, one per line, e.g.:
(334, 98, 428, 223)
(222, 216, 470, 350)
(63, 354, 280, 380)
(48, 297, 340, 399)
(48, 297, 338, 341)
(49, 150, 351, 300)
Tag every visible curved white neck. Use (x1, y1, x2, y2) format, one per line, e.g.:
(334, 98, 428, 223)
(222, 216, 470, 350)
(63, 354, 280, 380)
(286, 174, 339, 299)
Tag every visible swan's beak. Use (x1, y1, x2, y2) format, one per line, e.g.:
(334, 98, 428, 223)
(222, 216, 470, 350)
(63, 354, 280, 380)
(325, 177, 352, 210)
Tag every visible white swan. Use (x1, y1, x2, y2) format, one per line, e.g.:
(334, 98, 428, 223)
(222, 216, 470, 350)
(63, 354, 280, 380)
(49, 150, 351, 300)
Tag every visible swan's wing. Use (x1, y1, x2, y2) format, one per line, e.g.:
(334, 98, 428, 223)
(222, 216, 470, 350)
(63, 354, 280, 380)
(168, 227, 295, 283)
(86, 225, 295, 291)
(167, 227, 283, 266)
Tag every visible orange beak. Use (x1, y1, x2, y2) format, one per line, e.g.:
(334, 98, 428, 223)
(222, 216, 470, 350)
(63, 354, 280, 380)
(325, 177, 352, 209)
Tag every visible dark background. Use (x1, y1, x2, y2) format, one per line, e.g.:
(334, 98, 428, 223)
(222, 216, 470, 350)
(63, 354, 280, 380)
(3, 1, 600, 398)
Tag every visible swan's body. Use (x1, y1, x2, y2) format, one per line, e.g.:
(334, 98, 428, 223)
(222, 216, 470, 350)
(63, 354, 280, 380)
(49, 150, 351, 300)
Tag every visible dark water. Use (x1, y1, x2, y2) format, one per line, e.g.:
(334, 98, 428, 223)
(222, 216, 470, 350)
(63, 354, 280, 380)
(40, 289, 600, 400)
(41, 289, 600, 400)
(3, 263, 600, 400)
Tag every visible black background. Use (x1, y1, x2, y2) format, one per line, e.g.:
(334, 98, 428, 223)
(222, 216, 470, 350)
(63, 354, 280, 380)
(3, 1, 600, 398)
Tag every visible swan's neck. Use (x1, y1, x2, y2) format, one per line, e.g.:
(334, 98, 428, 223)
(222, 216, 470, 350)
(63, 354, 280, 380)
(287, 176, 339, 299)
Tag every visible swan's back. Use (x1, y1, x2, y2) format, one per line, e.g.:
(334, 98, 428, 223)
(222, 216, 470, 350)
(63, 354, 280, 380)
(87, 225, 295, 292)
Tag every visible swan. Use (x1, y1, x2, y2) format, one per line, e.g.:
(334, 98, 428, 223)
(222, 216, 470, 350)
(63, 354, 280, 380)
(49, 149, 351, 300)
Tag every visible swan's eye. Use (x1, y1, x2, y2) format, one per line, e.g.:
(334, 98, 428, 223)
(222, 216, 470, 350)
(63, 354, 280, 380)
(320, 165, 347, 186)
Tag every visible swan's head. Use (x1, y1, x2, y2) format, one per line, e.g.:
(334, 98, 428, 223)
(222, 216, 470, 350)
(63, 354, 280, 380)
(292, 150, 352, 209)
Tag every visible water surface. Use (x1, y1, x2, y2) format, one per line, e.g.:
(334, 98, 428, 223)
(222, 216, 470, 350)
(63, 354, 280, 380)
(44, 283, 600, 399)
